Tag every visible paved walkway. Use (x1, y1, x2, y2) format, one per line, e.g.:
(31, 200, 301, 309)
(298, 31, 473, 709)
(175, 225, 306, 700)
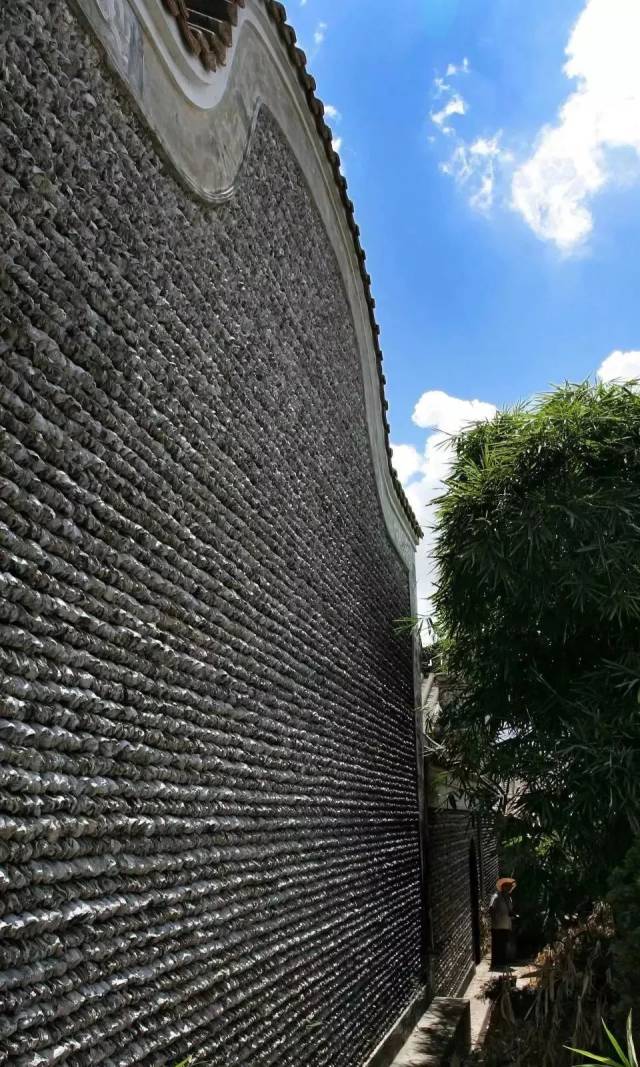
(388, 959, 534, 1066)
(467, 958, 534, 1047)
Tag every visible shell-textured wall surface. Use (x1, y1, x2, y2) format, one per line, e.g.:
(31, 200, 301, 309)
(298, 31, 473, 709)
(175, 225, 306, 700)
(427, 811, 496, 997)
(480, 819, 499, 905)
(0, 2, 423, 1065)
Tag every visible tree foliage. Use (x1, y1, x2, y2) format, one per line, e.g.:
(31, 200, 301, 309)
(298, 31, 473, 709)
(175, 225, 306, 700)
(432, 381, 640, 903)
(608, 836, 640, 1031)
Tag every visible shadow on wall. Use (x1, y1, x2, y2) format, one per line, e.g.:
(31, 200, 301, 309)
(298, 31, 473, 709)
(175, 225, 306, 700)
(428, 810, 496, 995)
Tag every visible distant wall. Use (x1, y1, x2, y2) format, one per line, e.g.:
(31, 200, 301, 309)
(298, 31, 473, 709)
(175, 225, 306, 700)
(428, 810, 498, 996)
(0, 2, 423, 1064)
(480, 817, 500, 904)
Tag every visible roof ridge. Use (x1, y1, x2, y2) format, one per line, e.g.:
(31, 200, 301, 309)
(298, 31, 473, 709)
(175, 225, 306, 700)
(162, 0, 422, 539)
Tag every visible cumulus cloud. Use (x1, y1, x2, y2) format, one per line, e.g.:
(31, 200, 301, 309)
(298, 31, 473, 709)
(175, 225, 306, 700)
(390, 443, 423, 485)
(412, 389, 497, 434)
(512, 0, 640, 250)
(597, 349, 640, 382)
(393, 391, 497, 625)
(331, 136, 343, 155)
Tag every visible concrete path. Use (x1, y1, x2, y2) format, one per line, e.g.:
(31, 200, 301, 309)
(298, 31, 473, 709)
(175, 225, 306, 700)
(467, 958, 535, 1047)
(388, 959, 534, 1066)
(389, 997, 471, 1067)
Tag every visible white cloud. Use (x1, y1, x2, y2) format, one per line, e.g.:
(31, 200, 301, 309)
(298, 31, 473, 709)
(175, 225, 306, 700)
(390, 443, 423, 485)
(314, 20, 327, 46)
(446, 57, 470, 77)
(512, 0, 640, 251)
(440, 145, 472, 182)
(597, 349, 640, 382)
(471, 136, 510, 159)
(433, 76, 451, 98)
(323, 106, 343, 162)
(431, 94, 467, 134)
(412, 389, 497, 434)
(405, 474, 447, 622)
(433, 58, 469, 100)
(440, 134, 513, 213)
(469, 172, 495, 214)
(395, 391, 497, 624)
(430, 62, 514, 213)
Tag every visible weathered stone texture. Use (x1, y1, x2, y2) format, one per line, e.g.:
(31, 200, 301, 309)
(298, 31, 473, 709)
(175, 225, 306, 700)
(0, 3, 422, 1064)
(480, 819, 499, 904)
(427, 812, 496, 997)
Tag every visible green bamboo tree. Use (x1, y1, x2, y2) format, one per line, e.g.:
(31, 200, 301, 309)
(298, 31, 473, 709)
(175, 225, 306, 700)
(430, 381, 640, 910)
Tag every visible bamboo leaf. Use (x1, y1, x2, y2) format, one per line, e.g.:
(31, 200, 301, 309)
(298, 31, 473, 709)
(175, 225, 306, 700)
(602, 1018, 630, 1066)
(626, 1013, 637, 1067)
(563, 1048, 619, 1065)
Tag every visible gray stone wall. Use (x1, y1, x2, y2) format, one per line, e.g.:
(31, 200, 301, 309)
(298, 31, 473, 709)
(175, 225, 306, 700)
(0, 3, 423, 1064)
(480, 818, 499, 904)
(427, 811, 497, 996)
(428, 811, 476, 997)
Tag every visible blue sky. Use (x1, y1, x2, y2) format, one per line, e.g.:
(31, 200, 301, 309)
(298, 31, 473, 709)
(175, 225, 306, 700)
(291, 0, 640, 611)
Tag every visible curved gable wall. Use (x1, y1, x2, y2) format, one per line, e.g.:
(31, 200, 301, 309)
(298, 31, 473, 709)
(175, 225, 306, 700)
(0, 2, 425, 1064)
(76, 0, 422, 555)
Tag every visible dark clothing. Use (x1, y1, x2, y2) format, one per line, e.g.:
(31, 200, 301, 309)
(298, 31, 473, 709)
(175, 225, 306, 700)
(489, 890, 513, 930)
(490, 888, 515, 968)
(491, 929, 510, 969)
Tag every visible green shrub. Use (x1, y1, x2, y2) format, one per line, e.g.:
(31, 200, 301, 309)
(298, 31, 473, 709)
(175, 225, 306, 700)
(499, 821, 587, 947)
(463, 906, 615, 1066)
(566, 1012, 637, 1067)
(608, 837, 640, 1040)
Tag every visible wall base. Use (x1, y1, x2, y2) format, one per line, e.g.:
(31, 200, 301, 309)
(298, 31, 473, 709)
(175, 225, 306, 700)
(390, 997, 472, 1067)
(363, 988, 432, 1067)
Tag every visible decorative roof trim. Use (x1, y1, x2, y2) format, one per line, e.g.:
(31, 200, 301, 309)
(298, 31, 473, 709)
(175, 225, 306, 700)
(159, 0, 422, 540)
(161, 0, 244, 72)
